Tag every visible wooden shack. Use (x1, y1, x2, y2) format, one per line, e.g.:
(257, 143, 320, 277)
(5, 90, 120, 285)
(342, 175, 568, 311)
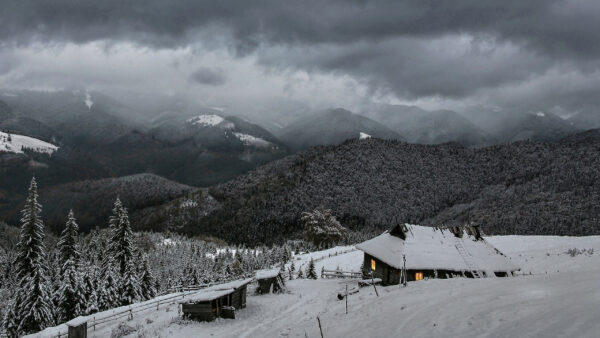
(180, 278, 253, 322)
(66, 316, 88, 338)
(255, 269, 285, 294)
(356, 224, 519, 285)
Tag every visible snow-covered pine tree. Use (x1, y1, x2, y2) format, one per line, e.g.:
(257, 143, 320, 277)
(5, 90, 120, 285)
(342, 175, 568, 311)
(82, 269, 99, 315)
(109, 198, 135, 276)
(120, 260, 141, 306)
(56, 210, 86, 322)
(297, 265, 304, 279)
(3, 178, 53, 336)
(58, 210, 80, 269)
(306, 258, 318, 279)
(139, 256, 157, 301)
(97, 253, 119, 311)
(56, 258, 86, 322)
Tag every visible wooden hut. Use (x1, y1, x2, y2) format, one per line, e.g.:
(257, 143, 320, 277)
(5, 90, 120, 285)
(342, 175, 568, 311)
(255, 269, 285, 294)
(65, 316, 88, 338)
(180, 278, 253, 321)
(356, 224, 519, 285)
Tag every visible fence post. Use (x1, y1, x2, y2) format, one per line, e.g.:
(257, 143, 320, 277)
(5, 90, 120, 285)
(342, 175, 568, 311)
(317, 316, 324, 338)
(157, 300, 160, 310)
(93, 316, 96, 331)
(345, 284, 348, 314)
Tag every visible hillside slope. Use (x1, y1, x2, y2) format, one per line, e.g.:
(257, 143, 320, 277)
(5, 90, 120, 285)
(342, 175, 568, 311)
(280, 108, 404, 150)
(29, 236, 600, 338)
(144, 131, 600, 244)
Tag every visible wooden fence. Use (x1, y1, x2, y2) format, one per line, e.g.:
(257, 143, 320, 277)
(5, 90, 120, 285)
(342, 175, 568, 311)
(22, 278, 246, 338)
(321, 269, 362, 279)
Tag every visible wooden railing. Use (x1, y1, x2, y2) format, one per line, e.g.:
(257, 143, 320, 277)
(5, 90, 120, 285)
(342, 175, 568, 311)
(30, 278, 249, 338)
(321, 269, 362, 279)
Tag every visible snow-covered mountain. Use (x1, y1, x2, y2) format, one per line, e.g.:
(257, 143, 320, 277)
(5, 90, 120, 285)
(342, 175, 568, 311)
(0, 131, 58, 155)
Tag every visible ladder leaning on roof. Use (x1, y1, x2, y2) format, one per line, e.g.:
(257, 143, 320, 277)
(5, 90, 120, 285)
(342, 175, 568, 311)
(454, 238, 483, 278)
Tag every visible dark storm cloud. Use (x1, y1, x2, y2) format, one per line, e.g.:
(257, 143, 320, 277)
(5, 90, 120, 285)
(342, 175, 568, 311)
(3, 0, 599, 57)
(2, 0, 600, 111)
(189, 67, 226, 86)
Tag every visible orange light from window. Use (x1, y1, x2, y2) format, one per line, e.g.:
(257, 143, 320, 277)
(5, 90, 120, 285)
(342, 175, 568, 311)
(371, 259, 376, 270)
(415, 272, 424, 281)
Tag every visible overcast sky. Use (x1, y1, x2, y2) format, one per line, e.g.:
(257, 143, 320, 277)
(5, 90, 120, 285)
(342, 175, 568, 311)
(1, 0, 599, 118)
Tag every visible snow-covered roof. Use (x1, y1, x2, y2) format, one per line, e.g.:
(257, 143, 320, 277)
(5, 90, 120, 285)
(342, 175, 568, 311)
(66, 316, 88, 327)
(181, 278, 254, 304)
(356, 224, 518, 273)
(255, 268, 281, 280)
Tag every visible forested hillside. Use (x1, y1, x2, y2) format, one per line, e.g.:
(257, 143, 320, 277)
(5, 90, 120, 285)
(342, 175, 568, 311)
(143, 130, 600, 245)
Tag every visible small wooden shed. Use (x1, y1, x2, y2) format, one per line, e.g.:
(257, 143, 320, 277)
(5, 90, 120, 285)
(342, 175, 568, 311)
(180, 278, 253, 322)
(255, 269, 285, 294)
(66, 316, 88, 338)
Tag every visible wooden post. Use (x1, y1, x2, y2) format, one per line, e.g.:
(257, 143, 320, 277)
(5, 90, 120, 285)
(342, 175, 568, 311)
(403, 254, 407, 287)
(157, 300, 160, 310)
(317, 316, 324, 338)
(371, 271, 379, 297)
(345, 284, 348, 314)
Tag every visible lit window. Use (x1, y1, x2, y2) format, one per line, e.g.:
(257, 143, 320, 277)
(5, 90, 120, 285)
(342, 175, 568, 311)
(415, 272, 424, 281)
(371, 259, 376, 270)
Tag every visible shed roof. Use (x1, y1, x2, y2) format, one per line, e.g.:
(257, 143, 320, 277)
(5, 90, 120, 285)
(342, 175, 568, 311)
(255, 268, 281, 280)
(356, 224, 518, 273)
(181, 278, 254, 304)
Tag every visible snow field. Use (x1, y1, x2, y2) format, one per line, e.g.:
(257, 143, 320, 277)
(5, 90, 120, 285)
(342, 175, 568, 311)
(0, 131, 58, 155)
(27, 236, 600, 338)
(232, 132, 272, 148)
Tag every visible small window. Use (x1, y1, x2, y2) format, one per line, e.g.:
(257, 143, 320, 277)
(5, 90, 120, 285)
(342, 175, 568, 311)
(371, 259, 376, 270)
(415, 272, 424, 281)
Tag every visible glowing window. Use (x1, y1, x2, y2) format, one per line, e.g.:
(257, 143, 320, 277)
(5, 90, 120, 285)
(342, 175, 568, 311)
(415, 272, 424, 281)
(370, 259, 376, 270)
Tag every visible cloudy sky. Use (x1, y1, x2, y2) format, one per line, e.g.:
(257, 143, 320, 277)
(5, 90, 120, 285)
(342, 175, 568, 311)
(1, 0, 599, 118)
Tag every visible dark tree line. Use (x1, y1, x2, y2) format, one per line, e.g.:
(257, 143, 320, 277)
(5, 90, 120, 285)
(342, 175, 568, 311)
(142, 131, 600, 245)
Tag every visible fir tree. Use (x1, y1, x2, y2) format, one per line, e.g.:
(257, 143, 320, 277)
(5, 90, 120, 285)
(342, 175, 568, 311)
(56, 259, 86, 322)
(306, 258, 318, 279)
(97, 253, 119, 311)
(109, 198, 135, 276)
(82, 269, 99, 315)
(3, 178, 53, 336)
(297, 265, 304, 279)
(120, 260, 141, 306)
(139, 256, 157, 301)
(57, 210, 80, 269)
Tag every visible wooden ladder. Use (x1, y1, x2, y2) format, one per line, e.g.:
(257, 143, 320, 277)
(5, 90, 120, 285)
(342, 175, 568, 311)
(455, 239, 483, 278)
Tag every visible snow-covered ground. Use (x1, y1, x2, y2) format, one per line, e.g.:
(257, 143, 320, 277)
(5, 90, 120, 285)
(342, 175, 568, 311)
(0, 131, 58, 155)
(187, 114, 225, 126)
(233, 132, 272, 148)
(30, 236, 600, 338)
(359, 132, 371, 139)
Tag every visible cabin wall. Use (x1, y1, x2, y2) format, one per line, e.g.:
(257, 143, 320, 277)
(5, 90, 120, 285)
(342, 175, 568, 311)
(362, 253, 401, 286)
(362, 252, 516, 284)
(182, 302, 216, 322)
